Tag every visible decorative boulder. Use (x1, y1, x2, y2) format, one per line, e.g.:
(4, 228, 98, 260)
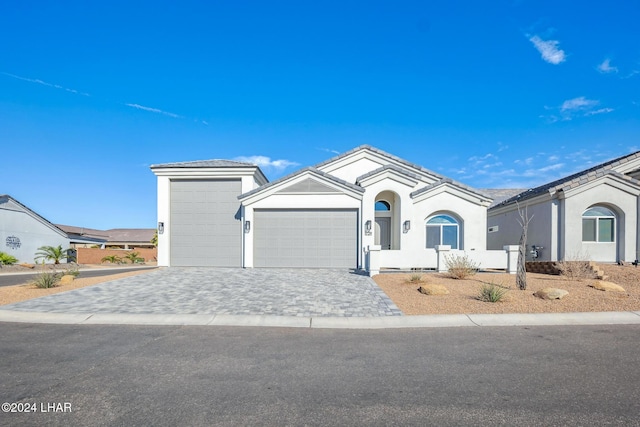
(534, 288, 568, 300)
(59, 275, 75, 284)
(589, 281, 626, 293)
(418, 284, 449, 295)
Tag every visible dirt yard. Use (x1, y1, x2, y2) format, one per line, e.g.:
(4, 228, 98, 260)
(373, 264, 640, 315)
(0, 266, 156, 306)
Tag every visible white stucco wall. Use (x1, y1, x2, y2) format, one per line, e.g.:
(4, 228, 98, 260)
(562, 179, 639, 262)
(0, 207, 69, 264)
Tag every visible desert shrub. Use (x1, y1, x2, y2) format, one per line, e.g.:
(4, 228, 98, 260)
(33, 271, 61, 289)
(477, 283, 509, 303)
(0, 252, 18, 266)
(444, 254, 480, 279)
(555, 252, 596, 281)
(63, 265, 80, 277)
(408, 273, 423, 283)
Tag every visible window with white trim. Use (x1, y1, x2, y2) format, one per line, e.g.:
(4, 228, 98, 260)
(426, 214, 459, 249)
(582, 206, 615, 242)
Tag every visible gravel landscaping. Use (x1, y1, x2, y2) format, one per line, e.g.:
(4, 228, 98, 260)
(373, 264, 640, 315)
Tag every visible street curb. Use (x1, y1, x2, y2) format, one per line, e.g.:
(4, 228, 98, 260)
(0, 310, 639, 329)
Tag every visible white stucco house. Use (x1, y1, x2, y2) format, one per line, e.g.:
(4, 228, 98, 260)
(152, 146, 519, 273)
(488, 150, 640, 263)
(0, 195, 70, 263)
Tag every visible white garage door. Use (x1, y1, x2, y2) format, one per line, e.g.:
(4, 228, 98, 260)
(254, 209, 357, 268)
(170, 179, 242, 267)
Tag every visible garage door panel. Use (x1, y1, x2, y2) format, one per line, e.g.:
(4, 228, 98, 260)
(254, 209, 357, 268)
(170, 179, 241, 267)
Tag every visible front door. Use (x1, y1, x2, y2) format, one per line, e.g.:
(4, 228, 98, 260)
(375, 217, 391, 250)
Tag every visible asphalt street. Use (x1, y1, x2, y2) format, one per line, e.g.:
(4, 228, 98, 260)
(0, 267, 157, 287)
(1, 323, 639, 426)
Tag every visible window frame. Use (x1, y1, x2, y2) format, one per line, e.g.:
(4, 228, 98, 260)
(582, 207, 615, 243)
(425, 214, 459, 249)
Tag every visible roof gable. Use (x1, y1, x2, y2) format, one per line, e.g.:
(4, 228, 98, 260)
(315, 145, 443, 184)
(0, 195, 68, 239)
(238, 167, 364, 204)
(356, 165, 421, 188)
(410, 179, 492, 206)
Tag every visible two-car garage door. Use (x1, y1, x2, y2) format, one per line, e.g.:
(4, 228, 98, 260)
(254, 209, 357, 268)
(169, 180, 357, 268)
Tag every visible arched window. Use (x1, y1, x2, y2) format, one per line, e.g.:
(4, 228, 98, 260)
(582, 206, 615, 242)
(426, 214, 459, 249)
(375, 200, 390, 211)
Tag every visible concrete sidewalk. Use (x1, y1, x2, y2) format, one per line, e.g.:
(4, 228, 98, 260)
(0, 309, 639, 329)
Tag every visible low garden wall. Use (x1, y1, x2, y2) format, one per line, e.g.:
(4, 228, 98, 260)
(77, 247, 157, 264)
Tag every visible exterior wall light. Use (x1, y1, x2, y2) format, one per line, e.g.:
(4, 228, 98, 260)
(244, 221, 251, 233)
(158, 222, 164, 234)
(403, 220, 411, 233)
(365, 220, 372, 235)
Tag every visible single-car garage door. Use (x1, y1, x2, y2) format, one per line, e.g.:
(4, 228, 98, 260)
(254, 209, 357, 268)
(170, 179, 242, 266)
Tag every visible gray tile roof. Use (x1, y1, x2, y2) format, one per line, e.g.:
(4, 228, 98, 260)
(150, 159, 256, 168)
(480, 189, 527, 207)
(238, 167, 365, 200)
(490, 150, 640, 210)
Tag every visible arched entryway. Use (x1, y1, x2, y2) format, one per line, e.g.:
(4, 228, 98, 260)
(375, 191, 400, 250)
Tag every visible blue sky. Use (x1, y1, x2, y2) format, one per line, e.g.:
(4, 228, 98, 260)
(2, 1, 638, 229)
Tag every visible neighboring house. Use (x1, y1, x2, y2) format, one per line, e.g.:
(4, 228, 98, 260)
(488, 151, 640, 263)
(0, 195, 70, 264)
(152, 145, 498, 270)
(57, 225, 156, 249)
(57, 225, 109, 248)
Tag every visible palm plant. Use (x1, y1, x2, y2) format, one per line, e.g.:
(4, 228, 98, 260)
(101, 254, 122, 264)
(0, 251, 19, 266)
(123, 251, 143, 264)
(34, 245, 73, 264)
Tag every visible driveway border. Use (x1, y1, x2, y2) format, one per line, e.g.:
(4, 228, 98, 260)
(0, 310, 639, 329)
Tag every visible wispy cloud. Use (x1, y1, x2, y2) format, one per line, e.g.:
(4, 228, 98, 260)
(528, 35, 566, 64)
(542, 96, 614, 122)
(597, 58, 618, 74)
(125, 103, 182, 118)
(561, 96, 599, 112)
(234, 155, 299, 171)
(2, 72, 90, 96)
(317, 147, 341, 155)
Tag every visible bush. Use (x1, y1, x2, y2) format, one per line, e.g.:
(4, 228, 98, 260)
(555, 261, 595, 281)
(0, 252, 18, 266)
(32, 271, 60, 289)
(63, 265, 80, 277)
(444, 254, 480, 279)
(477, 283, 509, 303)
(407, 273, 423, 283)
